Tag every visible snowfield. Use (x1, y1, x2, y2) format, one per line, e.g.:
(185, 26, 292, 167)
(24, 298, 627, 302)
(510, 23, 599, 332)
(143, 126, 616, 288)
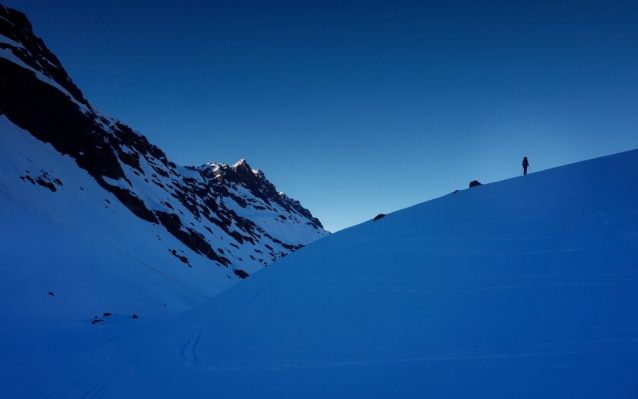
(2, 144, 638, 397)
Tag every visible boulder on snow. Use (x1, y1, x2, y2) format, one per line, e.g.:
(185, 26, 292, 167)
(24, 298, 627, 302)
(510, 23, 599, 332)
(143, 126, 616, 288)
(469, 180, 482, 188)
(233, 269, 249, 279)
(373, 214, 386, 222)
(48, 291, 54, 296)
(132, 314, 138, 319)
(103, 312, 112, 317)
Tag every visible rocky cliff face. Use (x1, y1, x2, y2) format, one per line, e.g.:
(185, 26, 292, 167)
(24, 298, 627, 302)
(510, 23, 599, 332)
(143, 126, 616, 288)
(0, 5, 328, 279)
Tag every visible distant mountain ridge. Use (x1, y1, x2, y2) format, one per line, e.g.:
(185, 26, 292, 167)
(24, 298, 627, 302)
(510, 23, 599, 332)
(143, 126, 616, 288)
(0, 5, 328, 281)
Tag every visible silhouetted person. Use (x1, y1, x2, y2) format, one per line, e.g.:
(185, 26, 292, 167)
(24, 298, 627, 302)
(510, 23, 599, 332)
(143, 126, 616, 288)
(522, 157, 529, 175)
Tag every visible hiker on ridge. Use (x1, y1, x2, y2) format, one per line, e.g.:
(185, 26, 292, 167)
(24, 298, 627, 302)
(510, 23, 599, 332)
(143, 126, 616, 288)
(522, 157, 529, 175)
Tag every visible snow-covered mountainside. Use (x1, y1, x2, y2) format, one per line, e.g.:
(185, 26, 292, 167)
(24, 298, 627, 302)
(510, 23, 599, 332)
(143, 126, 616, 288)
(0, 4, 327, 312)
(3, 4, 638, 398)
(4, 148, 638, 398)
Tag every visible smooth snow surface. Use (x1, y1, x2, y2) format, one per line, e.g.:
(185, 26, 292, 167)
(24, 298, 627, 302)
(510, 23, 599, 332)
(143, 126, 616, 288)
(3, 148, 638, 398)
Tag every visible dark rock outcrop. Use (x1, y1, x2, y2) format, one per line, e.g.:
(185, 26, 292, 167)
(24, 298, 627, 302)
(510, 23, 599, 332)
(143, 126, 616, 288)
(233, 269, 249, 279)
(373, 214, 386, 222)
(469, 180, 482, 188)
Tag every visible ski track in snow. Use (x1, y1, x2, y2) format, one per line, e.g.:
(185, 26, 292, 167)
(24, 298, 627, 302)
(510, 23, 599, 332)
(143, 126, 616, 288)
(75, 335, 163, 399)
(178, 327, 204, 367)
(164, 339, 638, 372)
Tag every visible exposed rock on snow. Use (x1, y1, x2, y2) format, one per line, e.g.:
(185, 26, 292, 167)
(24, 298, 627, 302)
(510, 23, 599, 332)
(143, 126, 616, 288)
(373, 213, 386, 221)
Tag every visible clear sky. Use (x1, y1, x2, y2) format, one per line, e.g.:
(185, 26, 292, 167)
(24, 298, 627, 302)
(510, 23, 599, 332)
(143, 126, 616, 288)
(5, 0, 638, 232)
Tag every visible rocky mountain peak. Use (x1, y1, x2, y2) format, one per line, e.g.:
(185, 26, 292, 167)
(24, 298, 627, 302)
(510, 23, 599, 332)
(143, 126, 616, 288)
(232, 158, 249, 169)
(230, 158, 260, 181)
(1, 5, 328, 286)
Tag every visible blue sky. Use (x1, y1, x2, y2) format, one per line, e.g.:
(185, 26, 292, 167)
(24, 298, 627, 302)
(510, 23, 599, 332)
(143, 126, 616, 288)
(5, 0, 638, 232)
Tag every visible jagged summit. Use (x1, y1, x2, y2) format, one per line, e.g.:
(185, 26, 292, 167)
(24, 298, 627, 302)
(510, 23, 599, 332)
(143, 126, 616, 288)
(196, 159, 324, 231)
(231, 158, 250, 169)
(203, 159, 266, 182)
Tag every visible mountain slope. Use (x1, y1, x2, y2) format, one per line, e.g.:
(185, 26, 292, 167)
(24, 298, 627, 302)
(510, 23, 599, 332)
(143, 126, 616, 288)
(0, 4, 328, 319)
(0, 115, 231, 320)
(4, 149, 638, 398)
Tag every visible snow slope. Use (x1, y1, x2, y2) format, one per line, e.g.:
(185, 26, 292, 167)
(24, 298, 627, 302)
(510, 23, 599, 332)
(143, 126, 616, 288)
(0, 115, 231, 320)
(3, 149, 638, 398)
